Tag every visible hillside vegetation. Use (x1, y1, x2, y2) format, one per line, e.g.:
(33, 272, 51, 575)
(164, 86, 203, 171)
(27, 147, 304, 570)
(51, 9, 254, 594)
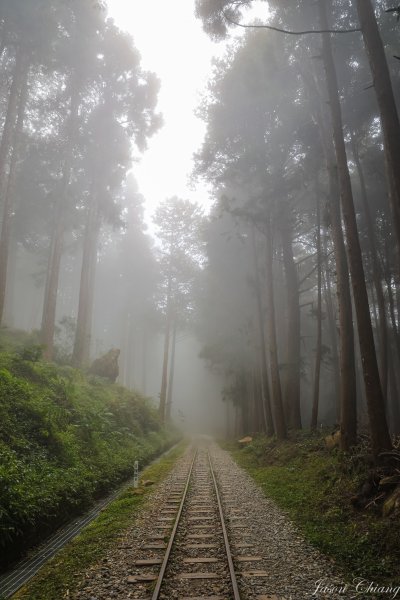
(0, 329, 177, 568)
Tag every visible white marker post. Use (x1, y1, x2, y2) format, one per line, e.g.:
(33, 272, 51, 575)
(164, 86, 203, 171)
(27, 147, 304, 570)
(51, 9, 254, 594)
(133, 460, 139, 488)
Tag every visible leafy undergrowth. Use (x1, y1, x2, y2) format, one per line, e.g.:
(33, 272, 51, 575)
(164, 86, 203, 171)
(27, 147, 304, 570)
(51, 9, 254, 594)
(0, 328, 180, 568)
(225, 432, 400, 583)
(12, 442, 187, 600)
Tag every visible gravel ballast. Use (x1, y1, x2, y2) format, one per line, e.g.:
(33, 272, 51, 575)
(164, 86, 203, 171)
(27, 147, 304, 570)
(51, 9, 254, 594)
(72, 440, 349, 599)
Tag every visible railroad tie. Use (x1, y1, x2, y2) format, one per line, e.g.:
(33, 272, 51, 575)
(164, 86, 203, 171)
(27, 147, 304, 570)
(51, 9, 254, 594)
(175, 572, 220, 579)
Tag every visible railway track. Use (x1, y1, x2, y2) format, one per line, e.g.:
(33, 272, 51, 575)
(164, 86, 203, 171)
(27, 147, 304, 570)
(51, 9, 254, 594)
(2, 442, 271, 599)
(127, 443, 242, 600)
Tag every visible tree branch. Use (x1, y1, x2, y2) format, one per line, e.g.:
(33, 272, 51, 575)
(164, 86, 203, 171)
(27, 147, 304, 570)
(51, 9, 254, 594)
(223, 12, 361, 35)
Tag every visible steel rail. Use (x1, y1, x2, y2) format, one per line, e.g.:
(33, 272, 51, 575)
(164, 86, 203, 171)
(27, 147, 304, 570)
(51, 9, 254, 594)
(208, 449, 241, 600)
(151, 448, 198, 600)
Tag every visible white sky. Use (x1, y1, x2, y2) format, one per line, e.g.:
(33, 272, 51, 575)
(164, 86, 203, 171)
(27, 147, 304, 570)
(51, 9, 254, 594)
(106, 0, 269, 223)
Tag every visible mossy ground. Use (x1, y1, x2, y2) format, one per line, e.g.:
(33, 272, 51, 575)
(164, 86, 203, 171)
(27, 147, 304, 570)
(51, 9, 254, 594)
(11, 441, 187, 600)
(225, 432, 400, 584)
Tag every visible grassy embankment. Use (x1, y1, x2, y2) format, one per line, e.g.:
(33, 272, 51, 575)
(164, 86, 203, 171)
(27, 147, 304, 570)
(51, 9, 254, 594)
(226, 433, 400, 583)
(11, 442, 186, 600)
(0, 328, 180, 571)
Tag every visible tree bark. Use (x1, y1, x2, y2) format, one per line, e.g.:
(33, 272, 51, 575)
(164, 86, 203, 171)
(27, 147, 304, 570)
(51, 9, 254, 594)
(322, 236, 340, 421)
(159, 277, 172, 423)
(311, 193, 323, 430)
(41, 78, 80, 359)
(318, 0, 391, 455)
(265, 215, 287, 439)
(251, 226, 274, 435)
(72, 191, 100, 367)
(0, 48, 26, 205)
(356, 0, 400, 263)
(0, 67, 28, 323)
(280, 220, 302, 429)
(166, 317, 177, 422)
(351, 132, 389, 400)
(300, 62, 356, 446)
(141, 328, 147, 394)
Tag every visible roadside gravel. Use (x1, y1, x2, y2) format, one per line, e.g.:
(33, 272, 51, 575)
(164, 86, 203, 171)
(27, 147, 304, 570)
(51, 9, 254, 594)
(212, 442, 347, 600)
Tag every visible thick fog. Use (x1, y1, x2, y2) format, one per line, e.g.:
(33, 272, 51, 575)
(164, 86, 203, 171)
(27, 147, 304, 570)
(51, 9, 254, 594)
(0, 0, 399, 451)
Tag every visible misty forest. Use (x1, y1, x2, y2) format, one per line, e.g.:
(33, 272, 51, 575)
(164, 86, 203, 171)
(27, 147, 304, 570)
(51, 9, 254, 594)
(1, 1, 400, 599)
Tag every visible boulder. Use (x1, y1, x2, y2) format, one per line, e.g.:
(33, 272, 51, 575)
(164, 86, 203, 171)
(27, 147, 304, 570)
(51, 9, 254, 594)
(89, 348, 120, 382)
(325, 430, 341, 450)
(238, 436, 253, 445)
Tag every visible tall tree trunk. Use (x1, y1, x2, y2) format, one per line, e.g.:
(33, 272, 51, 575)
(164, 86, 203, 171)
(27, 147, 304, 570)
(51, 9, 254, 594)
(322, 237, 340, 421)
(248, 368, 256, 433)
(241, 375, 249, 434)
(159, 278, 172, 423)
(280, 220, 302, 429)
(311, 194, 323, 430)
(253, 359, 265, 432)
(141, 328, 147, 394)
(41, 79, 80, 359)
(166, 317, 177, 422)
(251, 226, 274, 435)
(127, 323, 136, 388)
(318, 0, 391, 455)
(72, 192, 100, 367)
(350, 131, 389, 400)
(265, 215, 287, 439)
(356, 0, 400, 262)
(3, 233, 17, 326)
(226, 398, 231, 439)
(0, 68, 28, 323)
(386, 270, 400, 360)
(0, 48, 25, 203)
(301, 63, 356, 447)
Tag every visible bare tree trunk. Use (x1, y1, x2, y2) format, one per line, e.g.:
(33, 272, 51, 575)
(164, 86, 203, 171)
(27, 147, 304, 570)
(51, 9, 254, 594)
(166, 317, 177, 422)
(280, 221, 302, 429)
(301, 62, 356, 447)
(311, 194, 323, 430)
(41, 80, 80, 359)
(382, 232, 400, 360)
(318, 0, 391, 455)
(0, 48, 25, 204)
(3, 233, 17, 326)
(356, 0, 400, 263)
(322, 238, 340, 421)
(0, 68, 28, 323)
(72, 192, 100, 367)
(159, 278, 172, 423)
(234, 402, 240, 438)
(251, 226, 274, 435)
(130, 332, 137, 388)
(119, 311, 130, 386)
(248, 368, 256, 433)
(141, 328, 147, 394)
(265, 215, 287, 439)
(226, 399, 231, 439)
(255, 360, 266, 432)
(351, 131, 389, 399)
